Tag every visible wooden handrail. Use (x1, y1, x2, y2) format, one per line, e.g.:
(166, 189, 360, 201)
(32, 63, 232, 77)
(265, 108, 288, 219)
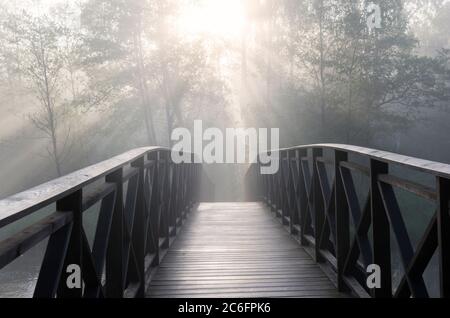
(247, 144, 450, 298)
(256, 144, 450, 178)
(0, 147, 165, 227)
(0, 147, 203, 298)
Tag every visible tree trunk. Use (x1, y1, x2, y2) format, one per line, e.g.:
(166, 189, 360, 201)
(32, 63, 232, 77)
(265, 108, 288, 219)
(40, 32, 63, 176)
(50, 128, 62, 177)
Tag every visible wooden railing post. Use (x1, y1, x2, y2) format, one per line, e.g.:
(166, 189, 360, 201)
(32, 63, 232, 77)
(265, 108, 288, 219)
(149, 152, 160, 266)
(335, 150, 349, 292)
(313, 148, 324, 262)
(183, 162, 188, 210)
(33, 221, 73, 298)
(167, 153, 176, 236)
(105, 168, 124, 297)
(160, 152, 170, 249)
(298, 148, 308, 246)
(437, 176, 450, 297)
(263, 163, 268, 203)
(171, 159, 179, 234)
(194, 163, 200, 205)
(258, 157, 267, 202)
(189, 162, 194, 205)
(254, 163, 260, 201)
(274, 151, 281, 214)
(0, 147, 210, 299)
(57, 189, 83, 298)
(281, 151, 289, 226)
(290, 150, 300, 234)
(191, 163, 196, 204)
(273, 158, 280, 216)
(268, 173, 273, 208)
(185, 160, 190, 208)
(370, 159, 392, 297)
(271, 165, 276, 211)
(131, 156, 146, 297)
(175, 156, 181, 216)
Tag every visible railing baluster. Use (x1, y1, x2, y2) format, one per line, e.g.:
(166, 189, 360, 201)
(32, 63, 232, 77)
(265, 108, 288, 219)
(298, 148, 307, 246)
(335, 150, 349, 292)
(263, 163, 268, 202)
(7, 143, 450, 298)
(170, 160, 178, 234)
(0, 148, 209, 299)
(281, 151, 289, 226)
(131, 157, 146, 297)
(56, 190, 83, 298)
(159, 152, 170, 249)
(370, 159, 392, 298)
(34, 221, 73, 298)
(437, 176, 450, 298)
(313, 148, 324, 262)
(289, 150, 300, 234)
(105, 168, 124, 297)
(149, 152, 160, 266)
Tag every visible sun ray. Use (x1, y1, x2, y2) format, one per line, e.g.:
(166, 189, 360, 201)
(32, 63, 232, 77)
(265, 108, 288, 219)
(175, 0, 246, 40)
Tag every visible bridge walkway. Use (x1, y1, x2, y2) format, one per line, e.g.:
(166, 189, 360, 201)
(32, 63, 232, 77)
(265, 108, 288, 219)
(146, 202, 347, 298)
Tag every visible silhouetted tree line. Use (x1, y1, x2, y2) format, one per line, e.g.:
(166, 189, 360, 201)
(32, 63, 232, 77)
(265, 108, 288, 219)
(0, 0, 449, 178)
(242, 0, 450, 147)
(0, 0, 231, 176)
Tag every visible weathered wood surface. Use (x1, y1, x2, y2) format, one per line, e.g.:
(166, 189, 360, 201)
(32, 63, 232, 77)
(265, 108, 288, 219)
(277, 143, 450, 178)
(147, 202, 346, 298)
(0, 147, 166, 227)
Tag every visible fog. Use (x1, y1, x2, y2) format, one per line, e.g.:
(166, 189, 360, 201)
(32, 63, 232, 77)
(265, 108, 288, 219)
(0, 0, 449, 202)
(0, 0, 450, 298)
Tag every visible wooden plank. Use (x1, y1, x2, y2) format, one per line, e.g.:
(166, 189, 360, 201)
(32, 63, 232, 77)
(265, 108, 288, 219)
(150, 277, 332, 286)
(0, 147, 167, 228)
(340, 161, 370, 176)
(0, 211, 72, 270)
(81, 182, 116, 211)
(148, 285, 343, 297)
(277, 144, 450, 179)
(150, 290, 344, 298)
(378, 174, 436, 201)
(146, 202, 348, 298)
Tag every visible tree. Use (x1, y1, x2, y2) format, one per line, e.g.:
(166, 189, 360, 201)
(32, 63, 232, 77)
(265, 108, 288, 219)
(245, 0, 450, 145)
(3, 11, 76, 176)
(81, 0, 161, 145)
(81, 0, 229, 147)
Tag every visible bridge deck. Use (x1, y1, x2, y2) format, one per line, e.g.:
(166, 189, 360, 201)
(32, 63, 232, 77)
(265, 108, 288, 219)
(146, 202, 346, 298)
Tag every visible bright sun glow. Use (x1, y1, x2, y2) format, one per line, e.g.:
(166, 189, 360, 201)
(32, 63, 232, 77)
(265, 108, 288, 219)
(176, 0, 246, 39)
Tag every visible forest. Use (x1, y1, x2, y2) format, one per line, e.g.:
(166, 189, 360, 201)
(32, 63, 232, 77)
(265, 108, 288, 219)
(0, 0, 449, 199)
(0, 0, 450, 299)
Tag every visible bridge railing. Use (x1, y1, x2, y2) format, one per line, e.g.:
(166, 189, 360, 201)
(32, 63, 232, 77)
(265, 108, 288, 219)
(0, 147, 202, 298)
(247, 144, 450, 298)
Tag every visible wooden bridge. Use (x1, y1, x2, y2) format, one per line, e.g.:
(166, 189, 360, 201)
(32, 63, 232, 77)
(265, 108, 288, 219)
(0, 144, 449, 298)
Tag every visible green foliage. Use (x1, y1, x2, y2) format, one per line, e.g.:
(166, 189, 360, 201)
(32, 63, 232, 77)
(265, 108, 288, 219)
(247, 0, 450, 146)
